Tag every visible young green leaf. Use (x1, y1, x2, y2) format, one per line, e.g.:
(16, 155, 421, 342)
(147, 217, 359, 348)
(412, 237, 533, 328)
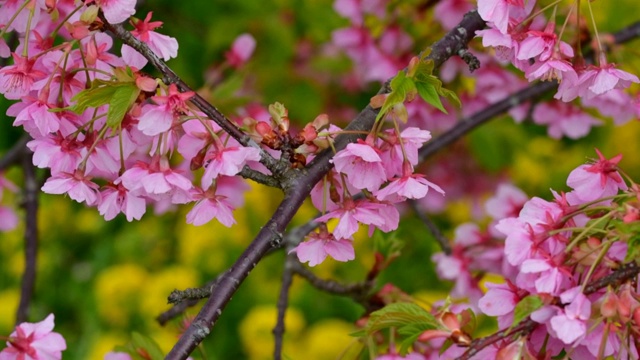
(365, 302, 439, 334)
(107, 84, 140, 128)
(375, 70, 415, 122)
(415, 81, 447, 113)
(511, 295, 543, 329)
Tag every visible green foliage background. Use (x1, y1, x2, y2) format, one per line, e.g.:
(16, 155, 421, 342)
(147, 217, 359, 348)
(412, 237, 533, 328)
(1, 0, 640, 359)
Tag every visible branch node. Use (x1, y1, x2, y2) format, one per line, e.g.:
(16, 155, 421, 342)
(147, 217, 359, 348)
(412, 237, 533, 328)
(168, 286, 212, 304)
(457, 48, 480, 72)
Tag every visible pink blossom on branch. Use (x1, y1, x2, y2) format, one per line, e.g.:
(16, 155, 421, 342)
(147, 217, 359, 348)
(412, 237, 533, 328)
(290, 227, 355, 266)
(94, 0, 137, 24)
(0, 314, 66, 360)
(0, 53, 46, 100)
(225, 33, 256, 68)
(332, 140, 387, 192)
(121, 12, 178, 68)
(566, 149, 627, 204)
(41, 169, 101, 206)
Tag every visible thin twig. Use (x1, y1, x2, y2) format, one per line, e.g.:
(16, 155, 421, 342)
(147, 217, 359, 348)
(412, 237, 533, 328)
(456, 318, 537, 360)
(290, 260, 373, 301)
(0, 135, 30, 171)
(15, 152, 38, 325)
(408, 200, 451, 255)
(156, 274, 225, 325)
(273, 256, 295, 360)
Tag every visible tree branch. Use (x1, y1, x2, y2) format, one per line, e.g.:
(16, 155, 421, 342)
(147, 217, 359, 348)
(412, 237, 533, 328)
(0, 135, 30, 172)
(290, 260, 373, 301)
(15, 152, 38, 325)
(164, 11, 487, 360)
(408, 200, 452, 255)
(273, 256, 295, 360)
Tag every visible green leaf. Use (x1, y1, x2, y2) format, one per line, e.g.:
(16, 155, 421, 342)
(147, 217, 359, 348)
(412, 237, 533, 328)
(511, 295, 543, 328)
(365, 303, 439, 335)
(438, 87, 461, 108)
(372, 230, 404, 259)
(375, 70, 415, 122)
(131, 332, 165, 360)
(397, 322, 440, 354)
(107, 84, 140, 128)
(69, 83, 118, 114)
(415, 80, 446, 113)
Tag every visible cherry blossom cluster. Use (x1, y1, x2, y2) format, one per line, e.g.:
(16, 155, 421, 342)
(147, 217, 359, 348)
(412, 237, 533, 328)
(292, 125, 445, 266)
(0, 313, 66, 360)
(414, 148, 640, 358)
(477, 0, 640, 124)
(0, 0, 267, 229)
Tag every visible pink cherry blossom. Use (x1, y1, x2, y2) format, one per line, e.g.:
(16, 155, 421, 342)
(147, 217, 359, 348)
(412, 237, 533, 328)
(137, 83, 194, 136)
(186, 175, 249, 226)
(186, 187, 236, 227)
(0, 314, 66, 360)
(0, 205, 18, 231)
(0, 53, 46, 100)
(42, 169, 101, 206)
(331, 27, 399, 86)
(332, 140, 387, 191)
(434, 0, 475, 30)
(225, 33, 256, 68)
(129, 12, 178, 61)
(577, 63, 640, 99)
(582, 89, 637, 125)
(104, 352, 133, 360)
(566, 149, 627, 204)
(95, 0, 136, 24)
(478, 282, 520, 318)
(9, 97, 60, 137)
(519, 257, 571, 295)
(532, 101, 601, 139)
(477, 0, 532, 34)
(517, 24, 561, 62)
(201, 143, 262, 187)
(315, 198, 387, 240)
(290, 227, 355, 266)
(0, 175, 19, 231)
(379, 127, 431, 177)
(375, 162, 444, 201)
(117, 156, 192, 202)
(485, 183, 527, 220)
(549, 288, 591, 344)
(27, 134, 83, 175)
(98, 183, 146, 221)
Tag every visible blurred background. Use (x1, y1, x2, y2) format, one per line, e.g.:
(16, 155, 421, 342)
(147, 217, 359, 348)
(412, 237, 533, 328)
(1, 0, 640, 359)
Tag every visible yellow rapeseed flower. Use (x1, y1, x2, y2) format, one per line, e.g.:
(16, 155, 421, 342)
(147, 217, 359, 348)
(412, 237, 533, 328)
(94, 263, 148, 326)
(239, 305, 305, 360)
